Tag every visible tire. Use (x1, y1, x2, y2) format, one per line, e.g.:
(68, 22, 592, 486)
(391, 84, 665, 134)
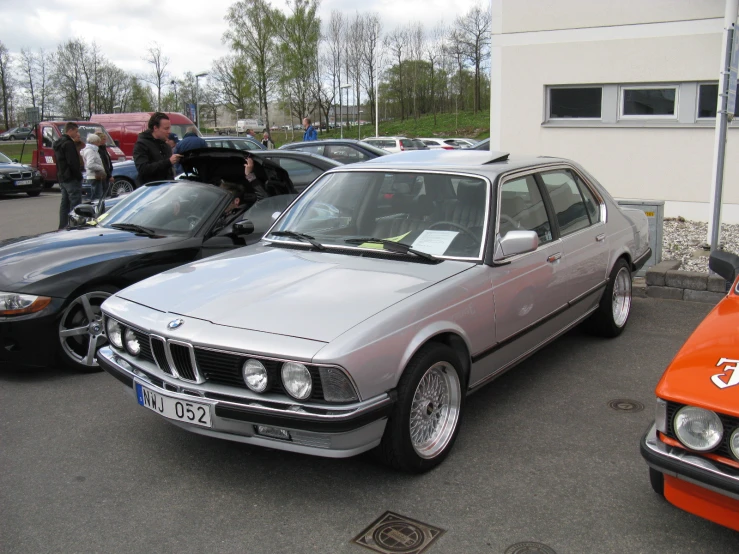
(376, 343, 466, 473)
(588, 258, 632, 337)
(43, 182, 55, 189)
(57, 285, 118, 373)
(26, 191, 41, 197)
(649, 467, 664, 497)
(9, 135, 15, 141)
(110, 178, 135, 197)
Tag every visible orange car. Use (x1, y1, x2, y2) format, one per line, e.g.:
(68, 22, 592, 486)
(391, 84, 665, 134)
(641, 251, 739, 531)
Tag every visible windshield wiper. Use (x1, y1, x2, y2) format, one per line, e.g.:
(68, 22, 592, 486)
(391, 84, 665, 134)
(270, 230, 326, 250)
(109, 223, 158, 237)
(344, 237, 439, 262)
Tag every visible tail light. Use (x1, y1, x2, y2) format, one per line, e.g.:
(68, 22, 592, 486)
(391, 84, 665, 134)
(442, 146, 454, 150)
(399, 143, 404, 151)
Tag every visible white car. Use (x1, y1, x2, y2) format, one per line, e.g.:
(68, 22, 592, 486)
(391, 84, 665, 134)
(446, 138, 479, 148)
(362, 137, 416, 153)
(418, 138, 461, 150)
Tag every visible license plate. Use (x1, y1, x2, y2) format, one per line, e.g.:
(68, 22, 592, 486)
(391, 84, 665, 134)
(135, 382, 212, 427)
(15, 179, 32, 186)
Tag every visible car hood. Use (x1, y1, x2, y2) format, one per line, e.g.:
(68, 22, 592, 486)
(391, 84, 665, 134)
(117, 246, 474, 342)
(0, 162, 33, 173)
(656, 293, 739, 417)
(0, 227, 186, 292)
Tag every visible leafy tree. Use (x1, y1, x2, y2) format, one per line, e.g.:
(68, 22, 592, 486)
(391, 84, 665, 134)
(0, 41, 13, 129)
(211, 54, 258, 116)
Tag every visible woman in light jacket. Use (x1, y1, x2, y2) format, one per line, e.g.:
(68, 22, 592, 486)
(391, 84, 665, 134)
(81, 133, 105, 201)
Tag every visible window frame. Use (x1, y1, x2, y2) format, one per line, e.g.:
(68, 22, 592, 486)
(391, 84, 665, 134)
(546, 85, 604, 121)
(619, 85, 679, 120)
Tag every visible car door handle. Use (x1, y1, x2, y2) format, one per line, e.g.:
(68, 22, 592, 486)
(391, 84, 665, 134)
(547, 253, 562, 263)
(596, 233, 606, 242)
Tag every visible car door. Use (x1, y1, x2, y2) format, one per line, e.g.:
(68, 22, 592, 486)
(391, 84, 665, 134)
(39, 125, 60, 183)
(537, 168, 609, 311)
(476, 171, 569, 384)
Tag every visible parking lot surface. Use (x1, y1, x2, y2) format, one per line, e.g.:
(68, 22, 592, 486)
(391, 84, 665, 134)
(2, 191, 738, 553)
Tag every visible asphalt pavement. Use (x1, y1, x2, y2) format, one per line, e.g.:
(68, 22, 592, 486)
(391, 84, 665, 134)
(1, 192, 738, 553)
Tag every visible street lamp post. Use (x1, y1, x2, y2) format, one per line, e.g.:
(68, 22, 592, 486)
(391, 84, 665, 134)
(340, 84, 351, 139)
(235, 108, 243, 135)
(195, 72, 208, 133)
(170, 80, 178, 112)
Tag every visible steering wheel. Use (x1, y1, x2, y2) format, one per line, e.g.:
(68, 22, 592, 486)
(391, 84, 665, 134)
(427, 221, 480, 245)
(498, 214, 521, 232)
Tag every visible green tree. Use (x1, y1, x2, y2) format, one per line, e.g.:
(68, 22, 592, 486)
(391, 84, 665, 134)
(211, 54, 258, 117)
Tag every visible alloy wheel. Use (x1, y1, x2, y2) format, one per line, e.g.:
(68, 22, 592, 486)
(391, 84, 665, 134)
(612, 266, 632, 328)
(111, 180, 134, 197)
(58, 291, 112, 367)
(409, 361, 462, 459)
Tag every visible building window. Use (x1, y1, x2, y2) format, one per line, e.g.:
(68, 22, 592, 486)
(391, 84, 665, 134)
(549, 87, 602, 119)
(621, 87, 677, 117)
(697, 83, 739, 118)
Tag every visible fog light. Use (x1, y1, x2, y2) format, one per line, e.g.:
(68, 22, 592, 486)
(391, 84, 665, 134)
(255, 425, 291, 441)
(123, 328, 140, 356)
(243, 359, 268, 393)
(106, 318, 123, 349)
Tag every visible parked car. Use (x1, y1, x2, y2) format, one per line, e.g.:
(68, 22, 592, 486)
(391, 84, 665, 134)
(280, 139, 388, 164)
(640, 250, 739, 532)
(362, 136, 416, 153)
(0, 127, 35, 141)
(202, 136, 265, 151)
(445, 138, 479, 148)
(418, 138, 460, 150)
(0, 151, 44, 197)
(411, 139, 429, 150)
(90, 112, 198, 158)
(0, 148, 298, 372)
(97, 149, 650, 472)
(468, 138, 490, 151)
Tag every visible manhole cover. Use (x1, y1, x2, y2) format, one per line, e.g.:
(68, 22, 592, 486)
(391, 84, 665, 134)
(608, 399, 645, 412)
(504, 542, 557, 554)
(352, 511, 445, 554)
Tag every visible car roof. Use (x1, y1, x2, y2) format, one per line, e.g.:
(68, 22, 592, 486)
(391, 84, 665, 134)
(253, 150, 343, 167)
(363, 136, 408, 140)
(349, 150, 570, 175)
(281, 139, 372, 147)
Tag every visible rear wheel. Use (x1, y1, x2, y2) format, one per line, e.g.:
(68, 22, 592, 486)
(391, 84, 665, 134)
(376, 343, 465, 473)
(57, 285, 118, 373)
(110, 178, 135, 197)
(588, 258, 632, 337)
(649, 468, 665, 496)
(43, 182, 54, 189)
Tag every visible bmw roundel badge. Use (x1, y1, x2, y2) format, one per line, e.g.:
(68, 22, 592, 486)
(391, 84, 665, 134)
(167, 318, 184, 330)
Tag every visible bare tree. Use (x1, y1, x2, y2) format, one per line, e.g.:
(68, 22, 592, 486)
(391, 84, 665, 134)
(0, 41, 15, 129)
(325, 11, 345, 129)
(360, 13, 382, 125)
(384, 27, 408, 120)
(18, 48, 37, 112)
(426, 24, 446, 125)
(52, 39, 88, 118)
(455, 3, 491, 113)
(37, 49, 49, 120)
(408, 22, 425, 120)
(144, 43, 170, 111)
(346, 14, 364, 128)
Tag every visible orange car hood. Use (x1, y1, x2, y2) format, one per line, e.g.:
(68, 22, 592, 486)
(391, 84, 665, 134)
(656, 290, 739, 416)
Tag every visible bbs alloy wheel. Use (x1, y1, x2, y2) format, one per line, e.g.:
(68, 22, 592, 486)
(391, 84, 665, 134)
(58, 288, 116, 371)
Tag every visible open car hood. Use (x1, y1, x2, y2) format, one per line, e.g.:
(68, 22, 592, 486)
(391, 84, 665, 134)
(179, 147, 295, 195)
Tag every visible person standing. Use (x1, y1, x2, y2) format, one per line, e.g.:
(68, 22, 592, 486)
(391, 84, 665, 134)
(133, 112, 181, 186)
(96, 131, 114, 195)
(302, 118, 317, 141)
(80, 133, 105, 201)
(262, 132, 274, 149)
(173, 126, 207, 175)
(54, 122, 83, 229)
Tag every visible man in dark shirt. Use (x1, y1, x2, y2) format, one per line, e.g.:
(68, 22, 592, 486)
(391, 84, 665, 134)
(54, 122, 83, 228)
(133, 112, 181, 186)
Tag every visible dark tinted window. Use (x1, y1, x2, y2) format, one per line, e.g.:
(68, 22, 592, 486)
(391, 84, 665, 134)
(623, 88, 676, 116)
(324, 145, 370, 163)
(292, 144, 325, 155)
(550, 87, 602, 118)
(400, 139, 414, 148)
(698, 84, 719, 118)
(540, 170, 591, 236)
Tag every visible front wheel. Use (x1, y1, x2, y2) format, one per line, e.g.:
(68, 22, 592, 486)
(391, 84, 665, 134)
(376, 343, 465, 473)
(110, 178, 135, 197)
(588, 258, 632, 337)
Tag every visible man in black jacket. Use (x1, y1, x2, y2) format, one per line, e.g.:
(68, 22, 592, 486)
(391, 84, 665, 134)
(133, 112, 181, 186)
(54, 122, 83, 228)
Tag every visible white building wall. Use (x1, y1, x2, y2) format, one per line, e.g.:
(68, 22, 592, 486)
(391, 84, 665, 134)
(492, 1, 739, 221)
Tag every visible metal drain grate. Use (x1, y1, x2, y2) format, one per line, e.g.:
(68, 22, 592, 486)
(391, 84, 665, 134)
(352, 511, 445, 554)
(608, 399, 645, 412)
(504, 542, 557, 554)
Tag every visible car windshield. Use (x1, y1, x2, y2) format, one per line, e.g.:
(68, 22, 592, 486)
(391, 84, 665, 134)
(267, 171, 490, 260)
(98, 182, 227, 236)
(75, 124, 115, 146)
(0, 152, 11, 163)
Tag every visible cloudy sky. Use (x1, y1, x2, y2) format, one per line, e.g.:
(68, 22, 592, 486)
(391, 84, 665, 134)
(0, 0, 483, 79)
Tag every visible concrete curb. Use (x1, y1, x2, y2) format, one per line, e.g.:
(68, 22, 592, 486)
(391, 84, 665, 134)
(642, 261, 729, 305)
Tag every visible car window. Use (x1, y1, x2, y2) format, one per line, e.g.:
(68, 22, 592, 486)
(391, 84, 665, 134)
(499, 175, 553, 245)
(293, 144, 325, 155)
(228, 139, 261, 151)
(400, 139, 413, 148)
(422, 140, 437, 146)
(42, 126, 59, 148)
(573, 172, 601, 224)
(207, 140, 226, 148)
(270, 158, 324, 184)
(324, 145, 370, 163)
(539, 170, 591, 236)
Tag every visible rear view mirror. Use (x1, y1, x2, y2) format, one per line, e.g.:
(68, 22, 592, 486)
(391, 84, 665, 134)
(73, 204, 97, 218)
(233, 219, 255, 236)
(494, 230, 539, 261)
(709, 250, 739, 284)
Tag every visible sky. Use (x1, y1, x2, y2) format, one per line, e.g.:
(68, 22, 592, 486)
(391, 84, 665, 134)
(0, 0, 483, 81)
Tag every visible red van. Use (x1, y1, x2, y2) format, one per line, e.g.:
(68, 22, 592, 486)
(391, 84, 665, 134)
(90, 112, 199, 158)
(32, 121, 126, 187)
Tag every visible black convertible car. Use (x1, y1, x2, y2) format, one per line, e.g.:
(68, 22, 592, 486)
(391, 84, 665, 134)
(0, 148, 307, 372)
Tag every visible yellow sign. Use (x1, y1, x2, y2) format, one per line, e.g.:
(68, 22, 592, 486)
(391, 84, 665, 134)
(644, 211, 655, 217)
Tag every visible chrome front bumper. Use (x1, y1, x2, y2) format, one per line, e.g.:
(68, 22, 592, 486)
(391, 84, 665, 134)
(98, 346, 393, 458)
(640, 423, 739, 501)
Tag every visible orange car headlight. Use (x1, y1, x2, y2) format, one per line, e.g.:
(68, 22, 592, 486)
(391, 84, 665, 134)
(0, 292, 52, 316)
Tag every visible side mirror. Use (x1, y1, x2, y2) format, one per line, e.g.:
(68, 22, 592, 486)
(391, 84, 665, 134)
(494, 230, 539, 261)
(709, 251, 739, 284)
(73, 204, 97, 218)
(233, 219, 255, 236)
(114, 140, 120, 147)
(12, 158, 19, 163)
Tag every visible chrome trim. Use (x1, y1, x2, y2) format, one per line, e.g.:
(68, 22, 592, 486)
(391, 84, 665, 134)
(642, 423, 739, 502)
(168, 339, 204, 384)
(152, 334, 178, 378)
(596, 233, 606, 242)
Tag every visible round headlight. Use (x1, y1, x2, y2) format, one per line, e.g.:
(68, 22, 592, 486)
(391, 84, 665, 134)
(243, 359, 268, 393)
(106, 318, 123, 349)
(730, 428, 739, 460)
(674, 406, 723, 451)
(123, 328, 140, 356)
(281, 362, 312, 400)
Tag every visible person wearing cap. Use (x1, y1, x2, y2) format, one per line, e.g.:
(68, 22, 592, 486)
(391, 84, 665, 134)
(96, 131, 114, 192)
